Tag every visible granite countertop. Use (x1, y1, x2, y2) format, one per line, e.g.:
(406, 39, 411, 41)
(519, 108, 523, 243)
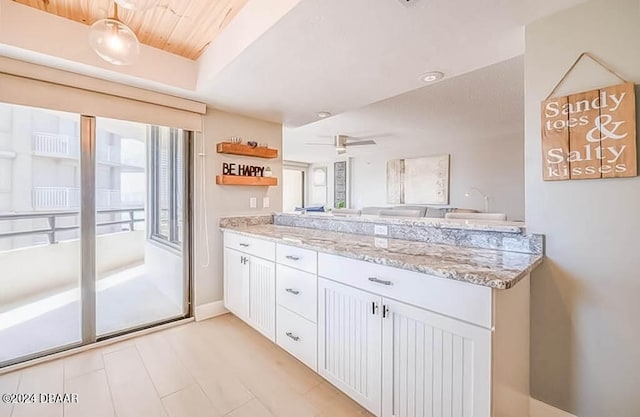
(277, 212, 527, 234)
(221, 224, 543, 290)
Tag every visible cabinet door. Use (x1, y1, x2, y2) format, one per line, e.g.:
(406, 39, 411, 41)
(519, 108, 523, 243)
(318, 278, 382, 415)
(382, 299, 491, 417)
(224, 248, 249, 320)
(248, 256, 276, 341)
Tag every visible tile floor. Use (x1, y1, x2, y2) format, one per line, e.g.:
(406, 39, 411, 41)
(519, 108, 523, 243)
(0, 313, 373, 417)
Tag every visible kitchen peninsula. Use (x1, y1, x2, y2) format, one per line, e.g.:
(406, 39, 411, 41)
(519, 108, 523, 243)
(219, 213, 544, 417)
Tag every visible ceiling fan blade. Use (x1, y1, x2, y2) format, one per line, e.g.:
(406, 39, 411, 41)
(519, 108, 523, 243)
(343, 133, 391, 140)
(304, 142, 335, 146)
(345, 140, 377, 147)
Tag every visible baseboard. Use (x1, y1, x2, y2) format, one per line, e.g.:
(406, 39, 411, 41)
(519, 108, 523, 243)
(530, 398, 577, 417)
(194, 300, 228, 321)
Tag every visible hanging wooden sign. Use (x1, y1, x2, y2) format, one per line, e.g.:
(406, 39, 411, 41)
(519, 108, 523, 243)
(541, 53, 637, 181)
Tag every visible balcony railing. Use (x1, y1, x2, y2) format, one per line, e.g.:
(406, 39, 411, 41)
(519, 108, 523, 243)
(0, 208, 145, 244)
(32, 133, 78, 158)
(32, 187, 81, 210)
(31, 133, 140, 166)
(32, 188, 145, 210)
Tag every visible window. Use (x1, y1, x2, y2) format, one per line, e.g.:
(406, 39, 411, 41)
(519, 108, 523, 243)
(149, 126, 184, 248)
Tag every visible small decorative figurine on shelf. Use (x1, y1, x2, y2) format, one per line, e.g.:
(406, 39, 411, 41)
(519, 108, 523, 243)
(264, 166, 273, 177)
(247, 141, 258, 148)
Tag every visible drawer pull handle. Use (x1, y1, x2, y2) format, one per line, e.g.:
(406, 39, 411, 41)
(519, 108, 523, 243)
(285, 255, 301, 261)
(286, 332, 300, 341)
(239, 243, 250, 247)
(368, 277, 393, 286)
(285, 288, 300, 295)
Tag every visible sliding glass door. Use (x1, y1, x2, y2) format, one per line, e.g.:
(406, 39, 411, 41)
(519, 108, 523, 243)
(0, 104, 190, 367)
(94, 118, 188, 337)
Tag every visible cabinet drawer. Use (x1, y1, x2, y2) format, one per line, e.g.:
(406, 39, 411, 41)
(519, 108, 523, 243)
(224, 231, 275, 261)
(276, 243, 317, 274)
(318, 253, 492, 328)
(276, 264, 317, 323)
(276, 306, 317, 370)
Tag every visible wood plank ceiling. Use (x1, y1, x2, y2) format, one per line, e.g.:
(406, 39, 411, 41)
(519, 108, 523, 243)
(13, 0, 249, 59)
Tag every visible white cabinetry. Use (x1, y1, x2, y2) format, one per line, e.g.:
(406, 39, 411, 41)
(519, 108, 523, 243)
(276, 264, 317, 322)
(223, 233, 276, 341)
(318, 278, 383, 415)
(316, 253, 526, 417)
(317, 278, 492, 417)
(274, 247, 319, 370)
(382, 299, 491, 417)
(276, 305, 317, 369)
(223, 230, 530, 417)
(223, 248, 250, 320)
(248, 256, 276, 340)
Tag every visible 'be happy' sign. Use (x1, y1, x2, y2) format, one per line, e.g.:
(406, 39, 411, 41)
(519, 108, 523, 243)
(541, 82, 637, 181)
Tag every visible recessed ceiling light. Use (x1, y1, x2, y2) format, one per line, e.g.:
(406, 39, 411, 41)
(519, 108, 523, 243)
(317, 111, 332, 119)
(420, 71, 444, 83)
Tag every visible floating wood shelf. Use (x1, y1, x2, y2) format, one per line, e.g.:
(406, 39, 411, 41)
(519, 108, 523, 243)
(216, 142, 278, 159)
(216, 175, 278, 186)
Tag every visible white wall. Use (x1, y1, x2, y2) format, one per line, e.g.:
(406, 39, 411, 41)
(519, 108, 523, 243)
(525, 0, 640, 415)
(0, 231, 145, 306)
(310, 132, 524, 220)
(193, 109, 282, 306)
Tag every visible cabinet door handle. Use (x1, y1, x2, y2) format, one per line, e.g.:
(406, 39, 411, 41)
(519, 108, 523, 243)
(286, 332, 300, 341)
(368, 277, 393, 286)
(240, 256, 245, 264)
(371, 301, 379, 315)
(239, 243, 250, 247)
(285, 288, 300, 295)
(383, 305, 390, 318)
(285, 255, 301, 261)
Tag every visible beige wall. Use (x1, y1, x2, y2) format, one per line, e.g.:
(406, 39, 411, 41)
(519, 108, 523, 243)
(525, 0, 640, 415)
(194, 109, 282, 306)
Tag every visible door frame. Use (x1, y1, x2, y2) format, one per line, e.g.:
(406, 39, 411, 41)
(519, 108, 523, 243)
(80, 116, 97, 344)
(0, 117, 194, 369)
(93, 124, 193, 341)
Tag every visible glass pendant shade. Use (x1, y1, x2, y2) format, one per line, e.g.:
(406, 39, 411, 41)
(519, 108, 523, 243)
(114, 0, 161, 10)
(89, 18, 140, 66)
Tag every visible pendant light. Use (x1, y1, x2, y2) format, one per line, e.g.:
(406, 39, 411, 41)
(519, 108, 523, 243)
(89, 2, 140, 66)
(114, 0, 162, 11)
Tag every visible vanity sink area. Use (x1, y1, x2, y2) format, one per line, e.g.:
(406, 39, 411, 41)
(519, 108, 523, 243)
(219, 213, 544, 417)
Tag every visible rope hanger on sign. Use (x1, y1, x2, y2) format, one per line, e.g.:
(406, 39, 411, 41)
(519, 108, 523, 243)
(545, 52, 629, 100)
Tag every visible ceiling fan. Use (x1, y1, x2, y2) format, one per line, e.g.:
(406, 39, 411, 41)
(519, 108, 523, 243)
(305, 134, 377, 155)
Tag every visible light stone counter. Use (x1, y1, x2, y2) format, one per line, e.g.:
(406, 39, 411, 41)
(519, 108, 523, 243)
(277, 212, 527, 233)
(221, 223, 543, 290)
